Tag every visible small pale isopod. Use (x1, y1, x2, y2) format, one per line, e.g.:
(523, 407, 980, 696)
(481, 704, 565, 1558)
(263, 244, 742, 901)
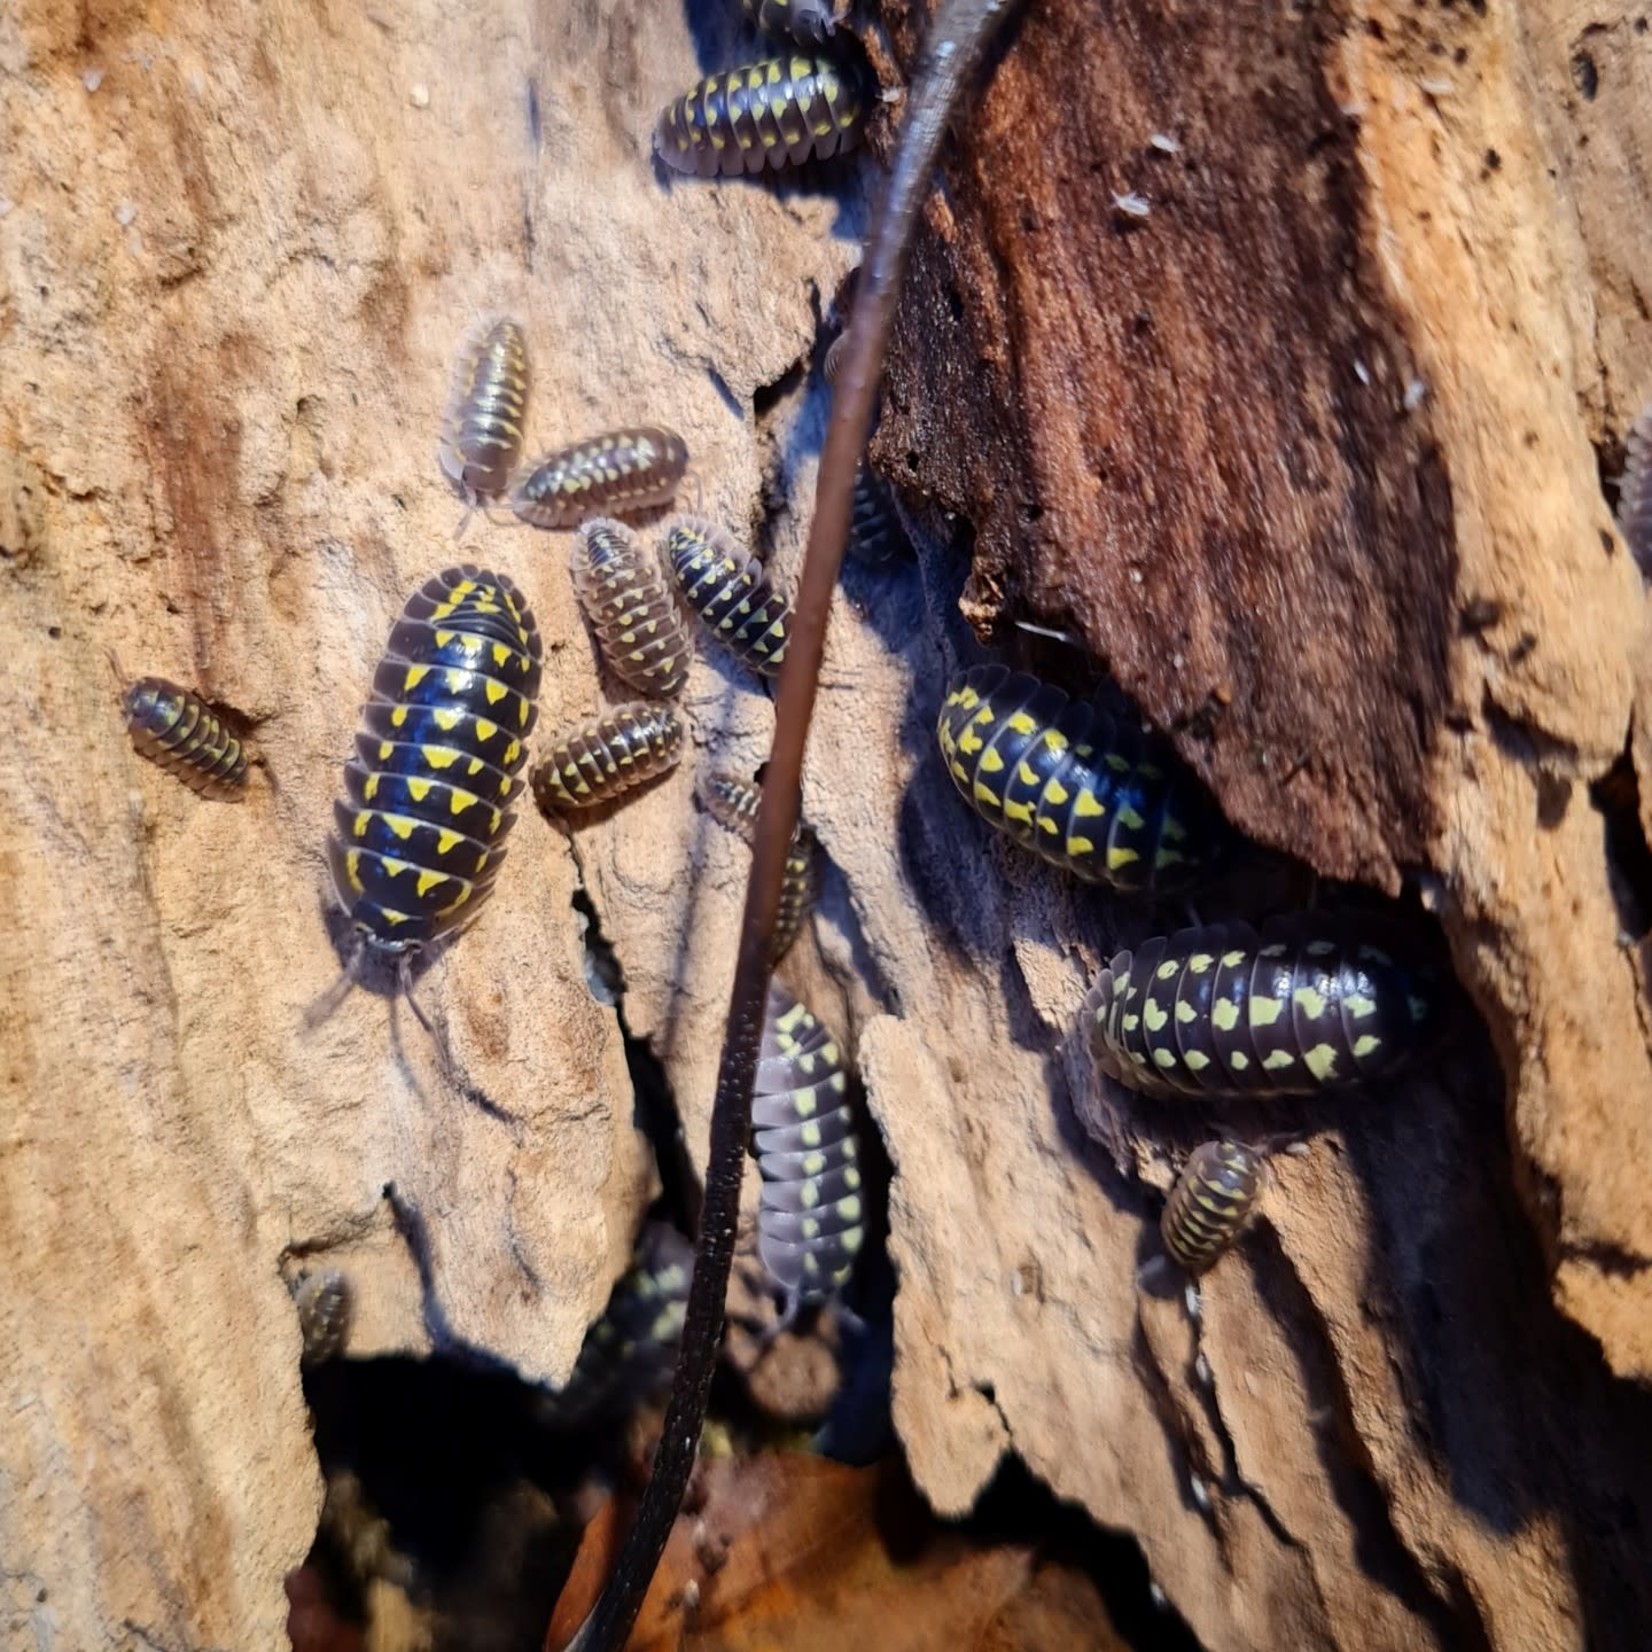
(511, 427, 688, 530)
(123, 677, 249, 799)
(437, 318, 531, 508)
(569, 517, 693, 698)
(1617, 401, 1652, 579)
(530, 703, 684, 813)
(1161, 1140, 1265, 1275)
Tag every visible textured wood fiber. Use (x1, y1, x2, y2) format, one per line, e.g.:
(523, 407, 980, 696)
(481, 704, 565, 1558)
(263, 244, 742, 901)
(870, 0, 1652, 1369)
(7, 0, 1652, 1648)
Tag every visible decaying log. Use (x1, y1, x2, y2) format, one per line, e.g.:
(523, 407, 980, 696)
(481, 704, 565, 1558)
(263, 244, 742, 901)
(4, 0, 1652, 1647)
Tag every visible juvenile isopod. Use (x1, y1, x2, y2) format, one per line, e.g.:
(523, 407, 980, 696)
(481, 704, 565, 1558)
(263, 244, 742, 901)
(292, 1270, 354, 1366)
(742, 0, 837, 43)
(529, 703, 684, 813)
(437, 318, 531, 508)
(1083, 918, 1437, 1101)
(1161, 1140, 1265, 1275)
(752, 982, 865, 1324)
(1617, 400, 1652, 579)
(655, 54, 865, 178)
(123, 677, 249, 799)
(663, 516, 791, 676)
(569, 517, 693, 698)
(937, 664, 1226, 894)
(699, 772, 822, 961)
(510, 427, 689, 531)
(538, 1223, 694, 1427)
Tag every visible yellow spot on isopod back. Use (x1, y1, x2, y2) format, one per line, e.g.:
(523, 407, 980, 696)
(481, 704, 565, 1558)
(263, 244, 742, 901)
(979, 747, 1005, 774)
(1303, 1044, 1339, 1081)
(1262, 1049, 1295, 1070)
(1352, 1034, 1381, 1058)
(1293, 985, 1327, 1019)
(1187, 953, 1214, 974)
(1106, 846, 1140, 870)
(1212, 998, 1241, 1032)
(1007, 711, 1038, 736)
(416, 870, 446, 898)
(1229, 1051, 1250, 1070)
(1142, 999, 1168, 1032)
(1184, 1050, 1210, 1071)
(1153, 1048, 1177, 1068)
(404, 665, 430, 690)
(1157, 961, 1179, 980)
(1345, 992, 1377, 1019)
(436, 829, 463, 855)
(1073, 790, 1106, 818)
(1175, 1001, 1196, 1024)
(1249, 996, 1284, 1028)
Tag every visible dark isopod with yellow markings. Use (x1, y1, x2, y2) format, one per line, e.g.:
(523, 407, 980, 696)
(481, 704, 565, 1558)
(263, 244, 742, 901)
(569, 517, 693, 699)
(742, 0, 837, 43)
(510, 427, 688, 531)
(292, 1270, 354, 1366)
(753, 982, 865, 1323)
(937, 664, 1225, 894)
(700, 772, 822, 960)
(1161, 1141, 1264, 1275)
(663, 516, 791, 676)
(529, 703, 684, 813)
(1084, 920, 1437, 1101)
(327, 566, 543, 960)
(124, 677, 249, 799)
(538, 1222, 694, 1427)
(655, 54, 865, 178)
(847, 461, 907, 565)
(438, 318, 531, 508)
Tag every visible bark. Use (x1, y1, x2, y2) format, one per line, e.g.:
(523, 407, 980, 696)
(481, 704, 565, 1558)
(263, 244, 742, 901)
(2, 0, 1650, 1648)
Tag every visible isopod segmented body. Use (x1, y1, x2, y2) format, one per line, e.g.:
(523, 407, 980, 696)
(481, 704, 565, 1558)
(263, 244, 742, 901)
(1617, 401, 1652, 579)
(1161, 1141, 1264, 1274)
(569, 518, 693, 699)
(292, 1270, 354, 1366)
(1084, 920, 1436, 1101)
(328, 567, 542, 957)
(655, 55, 865, 178)
(937, 664, 1225, 894)
(699, 772, 822, 960)
(753, 983, 865, 1321)
(539, 1223, 694, 1427)
(437, 318, 531, 508)
(847, 462, 907, 565)
(742, 0, 836, 43)
(510, 427, 688, 531)
(529, 703, 684, 813)
(663, 516, 791, 676)
(123, 677, 248, 799)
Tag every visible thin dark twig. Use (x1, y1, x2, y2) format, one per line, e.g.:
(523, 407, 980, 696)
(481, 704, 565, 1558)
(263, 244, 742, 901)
(558, 4, 1018, 1646)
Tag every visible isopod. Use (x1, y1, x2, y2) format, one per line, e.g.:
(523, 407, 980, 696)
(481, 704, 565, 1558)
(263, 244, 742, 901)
(123, 677, 248, 799)
(510, 427, 688, 530)
(569, 517, 693, 698)
(655, 54, 865, 178)
(529, 703, 684, 812)
(1084, 919, 1437, 1100)
(437, 318, 531, 508)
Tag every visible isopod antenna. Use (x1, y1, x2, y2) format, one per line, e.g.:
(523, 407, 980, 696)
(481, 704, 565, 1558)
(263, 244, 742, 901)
(556, 0, 1022, 1646)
